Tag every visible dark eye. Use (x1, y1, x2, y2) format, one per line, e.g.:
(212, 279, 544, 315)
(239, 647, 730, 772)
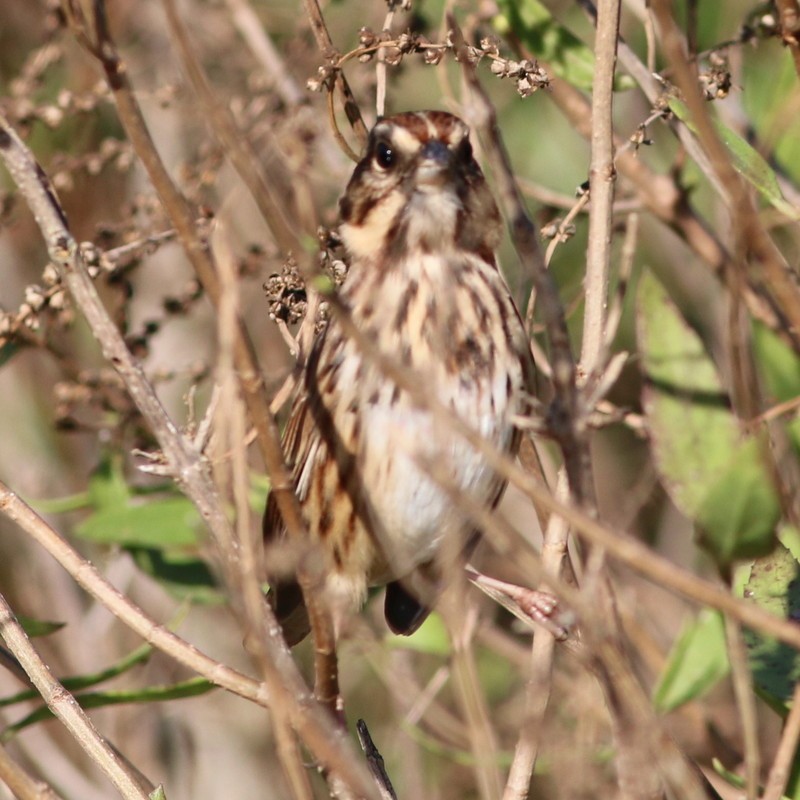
(374, 141, 395, 170)
(458, 138, 474, 162)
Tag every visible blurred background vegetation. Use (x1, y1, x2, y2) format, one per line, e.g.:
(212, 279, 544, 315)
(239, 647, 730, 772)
(1, 0, 800, 798)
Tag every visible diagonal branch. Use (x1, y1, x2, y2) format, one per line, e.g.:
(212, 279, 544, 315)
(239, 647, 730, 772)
(0, 592, 151, 800)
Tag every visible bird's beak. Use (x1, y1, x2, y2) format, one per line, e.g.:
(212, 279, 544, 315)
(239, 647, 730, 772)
(416, 141, 454, 187)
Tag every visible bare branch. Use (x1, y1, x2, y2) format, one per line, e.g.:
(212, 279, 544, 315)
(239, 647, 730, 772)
(0, 592, 152, 800)
(0, 740, 63, 800)
(581, 0, 621, 377)
(763, 681, 800, 800)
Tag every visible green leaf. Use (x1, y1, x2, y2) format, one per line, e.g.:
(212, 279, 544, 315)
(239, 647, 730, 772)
(653, 609, 729, 712)
(752, 322, 800, 403)
(711, 758, 745, 791)
(33, 492, 91, 515)
(2, 677, 215, 740)
(75, 496, 201, 548)
(129, 548, 221, 603)
(16, 616, 65, 638)
(743, 48, 800, 188)
(495, 0, 633, 92)
(637, 271, 739, 517)
(743, 542, 800, 702)
(669, 98, 800, 220)
(87, 455, 130, 511)
(0, 643, 153, 707)
(696, 436, 779, 568)
(149, 787, 167, 800)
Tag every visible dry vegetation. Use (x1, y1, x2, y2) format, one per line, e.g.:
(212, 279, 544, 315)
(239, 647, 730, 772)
(1, 0, 800, 799)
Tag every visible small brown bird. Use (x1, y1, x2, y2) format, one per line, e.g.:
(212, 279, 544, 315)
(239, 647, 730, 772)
(263, 110, 535, 644)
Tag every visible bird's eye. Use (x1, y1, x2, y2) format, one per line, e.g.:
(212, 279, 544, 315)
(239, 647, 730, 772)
(374, 141, 395, 170)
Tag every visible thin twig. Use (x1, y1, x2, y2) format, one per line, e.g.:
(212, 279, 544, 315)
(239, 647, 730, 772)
(375, 7, 395, 117)
(0, 479, 266, 701)
(214, 229, 314, 800)
(160, 2, 344, 707)
(0, 593, 151, 800)
(224, 0, 305, 106)
(356, 720, 398, 800)
(443, 601, 503, 800)
(502, 472, 570, 800)
(602, 211, 638, 353)
(542, 192, 590, 269)
(651, 0, 800, 350)
(302, 0, 368, 149)
(0, 740, 62, 800)
(574, 0, 723, 198)
(762, 680, 800, 800)
(581, 0, 621, 378)
(723, 616, 760, 800)
(162, 0, 304, 254)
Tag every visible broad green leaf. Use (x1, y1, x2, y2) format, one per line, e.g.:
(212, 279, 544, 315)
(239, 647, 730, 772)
(669, 99, 800, 220)
(75, 496, 201, 548)
(696, 436, 779, 568)
(495, 0, 633, 92)
(743, 542, 800, 702)
(653, 609, 729, 712)
(752, 322, 800, 403)
(637, 272, 739, 517)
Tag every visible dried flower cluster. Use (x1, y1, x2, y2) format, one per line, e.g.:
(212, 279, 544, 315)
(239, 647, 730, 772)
(698, 50, 733, 100)
(307, 30, 549, 98)
(264, 228, 346, 335)
(264, 260, 308, 326)
(0, 267, 71, 350)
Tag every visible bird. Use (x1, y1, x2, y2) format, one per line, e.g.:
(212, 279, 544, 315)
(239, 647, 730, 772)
(263, 110, 535, 645)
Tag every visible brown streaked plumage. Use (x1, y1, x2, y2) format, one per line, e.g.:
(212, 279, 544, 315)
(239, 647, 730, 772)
(264, 110, 535, 644)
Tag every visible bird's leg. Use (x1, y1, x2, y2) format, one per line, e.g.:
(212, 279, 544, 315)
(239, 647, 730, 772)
(297, 562, 346, 726)
(465, 565, 573, 640)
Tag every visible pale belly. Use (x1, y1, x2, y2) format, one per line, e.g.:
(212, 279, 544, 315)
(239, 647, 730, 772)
(354, 369, 516, 583)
